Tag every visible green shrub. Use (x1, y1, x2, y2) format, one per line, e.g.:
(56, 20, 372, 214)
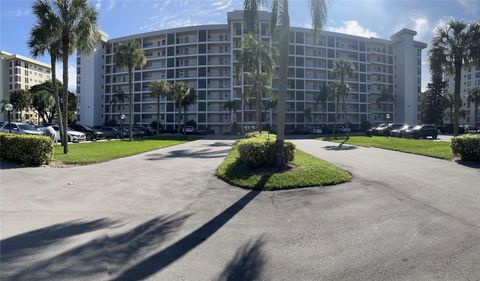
(451, 134, 480, 161)
(237, 135, 295, 167)
(244, 131, 276, 139)
(0, 133, 53, 165)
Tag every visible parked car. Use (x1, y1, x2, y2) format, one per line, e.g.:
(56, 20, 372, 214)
(378, 123, 404, 136)
(183, 126, 195, 135)
(390, 125, 414, 138)
(51, 125, 86, 142)
(438, 124, 467, 134)
(366, 123, 385, 136)
(372, 123, 390, 135)
(0, 122, 45, 136)
(97, 126, 125, 139)
(403, 124, 438, 139)
(312, 127, 323, 134)
(134, 126, 154, 136)
(70, 124, 104, 141)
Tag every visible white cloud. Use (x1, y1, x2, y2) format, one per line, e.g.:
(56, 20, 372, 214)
(328, 21, 378, 38)
(411, 17, 429, 41)
(55, 62, 77, 92)
(94, 0, 102, 10)
(107, 0, 117, 11)
(212, 0, 232, 11)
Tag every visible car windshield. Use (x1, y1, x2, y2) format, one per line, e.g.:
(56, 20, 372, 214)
(18, 124, 37, 130)
(83, 125, 93, 130)
(413, 125, 422, 130)
(399, 125, 410, 130)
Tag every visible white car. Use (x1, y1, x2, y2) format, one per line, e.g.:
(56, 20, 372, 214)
(0, 122, 45, 136)
(51, 125, 86, 143)
(312, 127, 323, 134)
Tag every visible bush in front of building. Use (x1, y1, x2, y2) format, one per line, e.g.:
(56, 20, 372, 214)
(451, 134, 480, 161)
(0, 133, 53, 165)
(237, 134, 295, 167)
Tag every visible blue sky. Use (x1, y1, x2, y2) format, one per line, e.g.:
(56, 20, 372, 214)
(1, 0, 478, 91)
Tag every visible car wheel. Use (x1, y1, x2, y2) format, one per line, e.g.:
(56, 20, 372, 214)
(433, 135, 438, 139)
(115, 134, 120, 139)
(86, 134, 92, 141)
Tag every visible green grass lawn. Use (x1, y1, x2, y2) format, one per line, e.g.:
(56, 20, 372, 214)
(216, 146, 351, 190)
(53, 136, 196, 165)
(318, 136, 454, 160)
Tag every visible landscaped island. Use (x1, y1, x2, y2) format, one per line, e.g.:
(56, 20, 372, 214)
(216, 133, 351, 190)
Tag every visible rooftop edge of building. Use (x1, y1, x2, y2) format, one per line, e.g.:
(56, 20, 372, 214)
(0, 50, 51, 69)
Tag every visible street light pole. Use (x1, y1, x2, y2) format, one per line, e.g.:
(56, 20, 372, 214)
(121, 114, 125, 140)
(5, 103, 13, 133)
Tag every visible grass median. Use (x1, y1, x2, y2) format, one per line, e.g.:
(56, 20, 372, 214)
(318, 136, 453, 160)
(53, 136, 196, 165)
(216, 145, 351, 190)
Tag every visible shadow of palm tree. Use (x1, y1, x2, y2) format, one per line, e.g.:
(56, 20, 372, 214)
(5, 214, 189, 281)
(112, 190, 260, 280)
(1, 219, 115, 266)
(146, 148, 232, 160)
(216, 237, 267, 281)
(323, 145, 358, 151)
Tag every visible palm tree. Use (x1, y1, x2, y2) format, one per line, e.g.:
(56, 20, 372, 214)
(243, 0, 327, 167)
(316, 84, 328, 128)
(467, 87, 480, 132)
(332, 60, 355, 136)
(304, 107, 312, 130)
(445, 93, 455, 124)
(340, 83, 352, 139)
(149, 80, 171, 135)
(47, 0, 100, 153)
(29, 0, 66, 148)
(112, 89, 128, 115)
(235, 34, 275, 134)
(223, 100, 238, 132)
(116, 40, 146, 141)
(171, 82, 191, 136)
(181, 88, 197, 130)
(430, 19, 480, 135)
(327, 83, 340, 138)
(376, 88, 395, 122)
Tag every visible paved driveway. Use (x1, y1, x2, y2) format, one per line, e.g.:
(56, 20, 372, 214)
(1, 138, 479, 280)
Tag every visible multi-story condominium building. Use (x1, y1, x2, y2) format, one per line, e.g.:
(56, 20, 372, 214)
(77, 10, 426, 134)
(445, 65, 480, 127)
(0, 51, 52, 123)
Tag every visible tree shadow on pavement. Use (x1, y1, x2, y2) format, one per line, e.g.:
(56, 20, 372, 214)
(112, 190, 260, 280)
(1, 219, 116, 267)
(216, 236, 267, 281)
(4, 214, 190, 281)
(146, 148, 231, 160)
(455, 160, 480, 169)
(323, 145, 358, 151)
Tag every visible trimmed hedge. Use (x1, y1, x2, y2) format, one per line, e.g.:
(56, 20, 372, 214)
(237, 134, 295, 167)
(244, 131, 276, 139)
(451, 134, 480, 161)
(0, 133, 53, 165)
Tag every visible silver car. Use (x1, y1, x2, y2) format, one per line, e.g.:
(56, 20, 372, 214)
(0, 122, 45, 136)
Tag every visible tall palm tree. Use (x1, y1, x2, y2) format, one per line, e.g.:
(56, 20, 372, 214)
(50, 0, 100, 153)
(149, 80, 171, 134)
(376, 88, 395, 122)
(445, 93, 455, 124)
(116, 40, 146, 141)
(467, 87, 480, 132)
(332, 60, 355, 136)
(327, 83, 340, 138)
(112, 89, 128, 115)
(223, 100, 238, 132)
(236, 34, 275, 134)
(244, 71, 273, 132)
(430, 19, 480, 135)
(244, 0, 327, 167)
(171, 82, 191, 136)
(181, 88, 197, 130)
(29, 0, 66, 148)
(340, 83, 352, 139)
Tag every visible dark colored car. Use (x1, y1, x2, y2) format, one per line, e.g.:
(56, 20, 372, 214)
(134, 126, 154, 136)
(378, 123, 404, 136)
(372, 123, 390, 136)
(439, 124, 467, 134)
(70, 124, 104, 141)
(403, 124, 438, 139)
(391, 125, 413, 138)
(366, 123, 386, 136)
(98, 126, 125, 139)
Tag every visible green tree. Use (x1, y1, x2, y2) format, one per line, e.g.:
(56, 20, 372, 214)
(376, 88, 395, 122)
(467, 87, 480, 132)
(235, 34, 275, 134)
(149, 80, 171, 134)
(223, 100, 238, 132)
(32, 90, 55, 124)
(444, 93, 455, 123)
(29, 0, 65, 143)
(116, 40, 146, 141)
(171, 82, 191, 136)
(332, 60, 355, 137)
(181, 88, 197, 130)
(9, 89, 32, 121)
(430, 19, 480, 135)
(316, 84, 328, 128)
(420, 69, 448, 125)
(29, 80, 76, 124)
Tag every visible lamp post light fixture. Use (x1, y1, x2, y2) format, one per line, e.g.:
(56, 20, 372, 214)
(386, 113, 390, 123)
(120, 114, 126, 140)
(4, 103, 13, 133)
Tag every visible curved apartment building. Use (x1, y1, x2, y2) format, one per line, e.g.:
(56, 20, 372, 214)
(77, 10, 427, 134)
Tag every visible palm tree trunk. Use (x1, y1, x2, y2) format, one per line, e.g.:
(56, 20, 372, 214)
(344, 97, 349, 140)
(333, 97, 338, 139)
(256, 91, 262, 133)
(274, 22, 289, 169)
(128, 68, 133, 141)
(183, 105, 188, 134)
(50, 55, 64, 145)
(241, 96, 245, 135)
(453, 63, 462, 136)
(156, 95, 160, 135)
(475, 100, 478, 133)
(62, 43, 69, 154)
(177, 106, 182, 136)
